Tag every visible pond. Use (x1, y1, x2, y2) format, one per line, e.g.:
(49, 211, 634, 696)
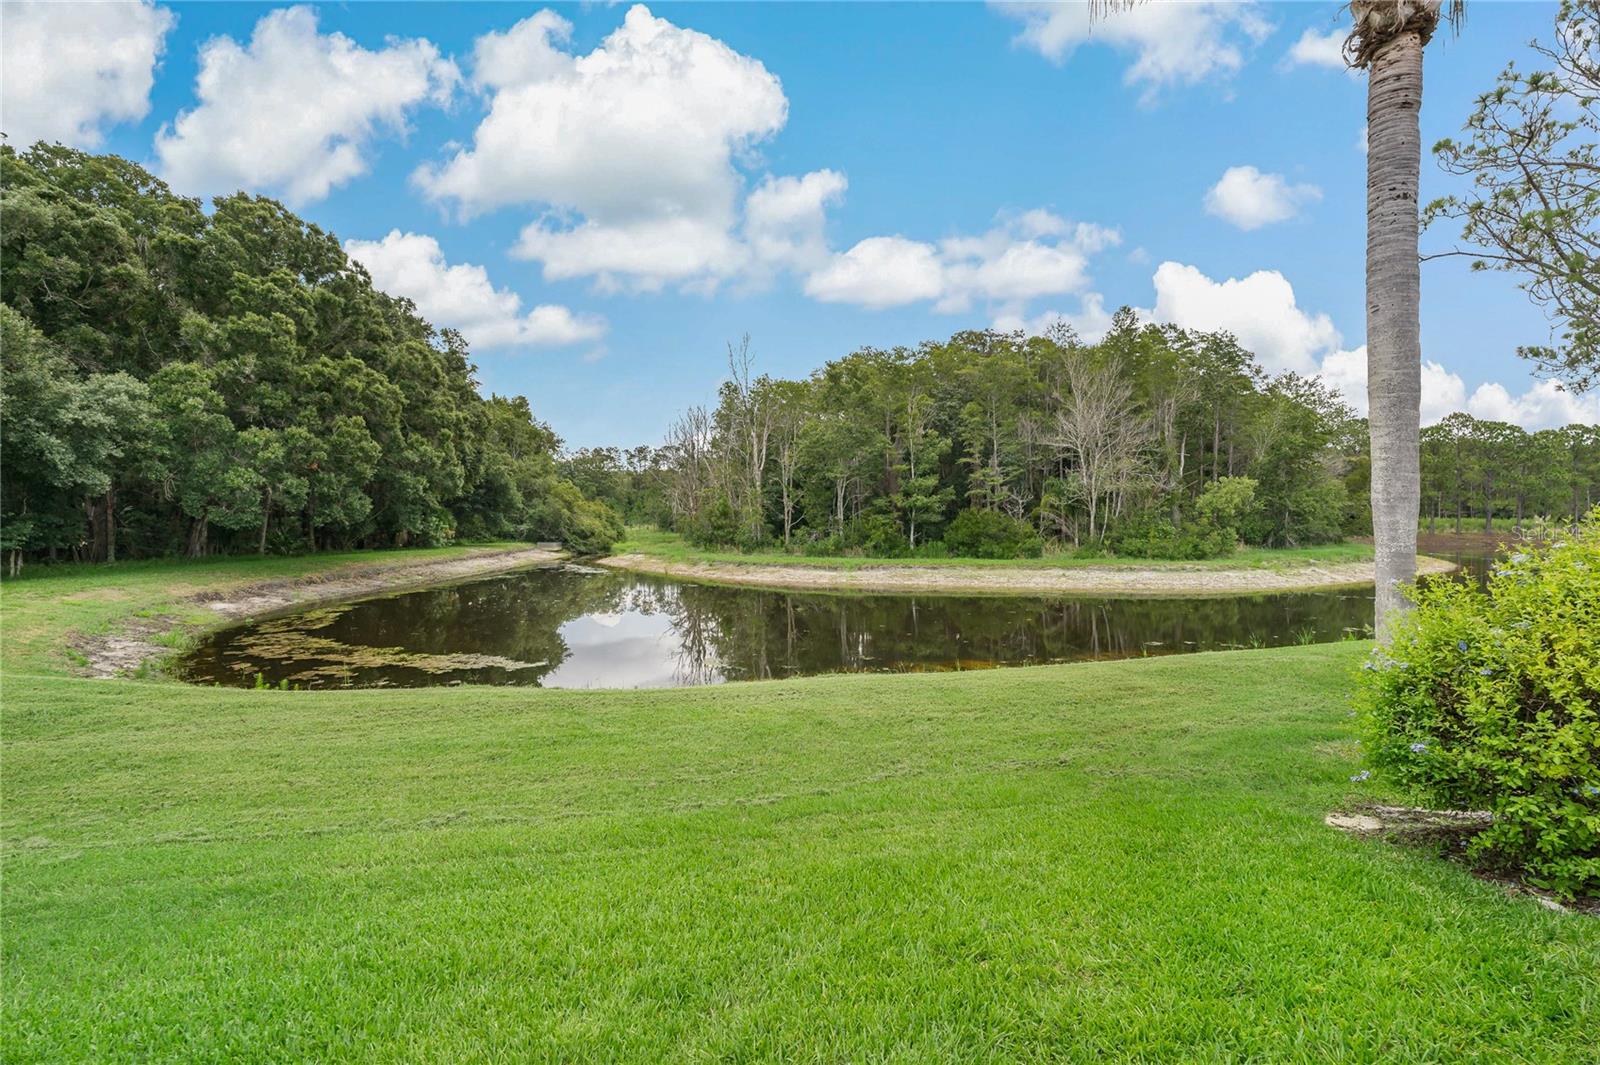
(176, 551, 1487, 690)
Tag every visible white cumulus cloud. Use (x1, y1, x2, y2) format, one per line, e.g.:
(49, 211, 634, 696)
(417, 5, 806, 292)
(1151, 262, 1597, 430)
(1285, 26, 1348, 70)
(1204, 166, 1321, 230)
(1149, 261, 1337, 374)
(743, 169, 849, 274)
(804, 236, 946, 310)
(805, 210, 1117, 312)
(992, 1, 1271, 99)
(1467, 380, 1600, 430)
(1321, 348, 1599, 429)
(155, 6, 459, 205)
(345, 230, 605, 350)
(469, 9, 574, 90)
(1317, 347, 1470, 426)
(994, 293, 1117, 343)
(1, 0, 174, 148)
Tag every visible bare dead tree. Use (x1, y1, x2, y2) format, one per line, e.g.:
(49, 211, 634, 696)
(665, 404, 713, 528)
(1050, 352, 1152, 541)
(771, 392, 804, 547)
(723, 336, 774, 543)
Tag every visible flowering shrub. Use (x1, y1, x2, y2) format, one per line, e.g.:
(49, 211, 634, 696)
(1354, 510, 1600, 898)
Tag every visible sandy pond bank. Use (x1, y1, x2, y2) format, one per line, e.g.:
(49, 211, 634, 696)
(596, 552, 1459, 597)
(75, 545, 565, 678)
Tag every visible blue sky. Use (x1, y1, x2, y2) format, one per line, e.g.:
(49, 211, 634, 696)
(4, 1, 1593, 447)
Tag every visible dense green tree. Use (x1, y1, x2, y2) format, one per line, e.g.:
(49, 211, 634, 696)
(0, 144, 620, 570)
(1237, 375, 1354, 547)
(655, 323, 1375, 558)
(0, 307, 156, 570)
(891, 386, 955, 549)
(643, 323, 1598, 560)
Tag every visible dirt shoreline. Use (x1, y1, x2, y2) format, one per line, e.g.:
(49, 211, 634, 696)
(596, 552, 1459, 597)
(74, 545, 565, 679)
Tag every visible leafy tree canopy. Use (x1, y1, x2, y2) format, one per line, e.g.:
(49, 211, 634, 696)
(0, 144, 621, 571)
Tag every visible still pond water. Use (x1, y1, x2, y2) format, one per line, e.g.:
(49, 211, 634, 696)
(179, 548, 1492, 690)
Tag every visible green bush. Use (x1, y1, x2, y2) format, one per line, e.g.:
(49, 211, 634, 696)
(1194, 476, 1258, 536)
(1105, 514, 1210, 560)
(1105, 479, 1256, 560)
(795, 514, 907, 557)
(1354, 512, 1600, 898)
(525, 479, 624, 555)
(941, 509, 1043, 559)
(560, 496, 625, 555)
(1070, 540, 1109, 559)
(682, 498, 741, 550)
(800, 532, 845, 557)
(1242, 477, 1346, 547)
(856, 512, 909, 557)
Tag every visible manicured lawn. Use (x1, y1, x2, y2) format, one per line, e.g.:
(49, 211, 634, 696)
(3, 554, 1595, 1061)
(613, 527, 1379, 572)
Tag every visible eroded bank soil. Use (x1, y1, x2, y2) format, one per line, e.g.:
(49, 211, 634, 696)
(73, 546, 564, 678)
(597, 553, 1458, 598)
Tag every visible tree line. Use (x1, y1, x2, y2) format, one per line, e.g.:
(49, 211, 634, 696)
(1421, 413, 1600, 534)
(0, 144, 622, 574)
(614, 320, 1368, 559)
(569, 323, 1600, 561)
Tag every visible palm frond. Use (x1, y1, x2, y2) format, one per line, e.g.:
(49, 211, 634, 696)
(1345, 1, 1466, 69)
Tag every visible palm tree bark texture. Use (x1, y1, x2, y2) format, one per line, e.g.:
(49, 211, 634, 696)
(1352, 0, 1448, 640)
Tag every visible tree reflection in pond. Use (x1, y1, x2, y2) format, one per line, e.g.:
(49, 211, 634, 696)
(179, 564, 1393, 690)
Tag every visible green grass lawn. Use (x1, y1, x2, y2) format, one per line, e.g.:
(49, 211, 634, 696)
(1418, 517, 1548, 535)
(0, 543, 529, 676)
(3, 553, 1596, 1061)
(613, 527, 1379, 572)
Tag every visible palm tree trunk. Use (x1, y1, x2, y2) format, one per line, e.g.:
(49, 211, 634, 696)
(1366, 25, 1425, 641)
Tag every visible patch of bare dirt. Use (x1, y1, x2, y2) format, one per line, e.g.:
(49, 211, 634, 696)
(1325, 804, 1597, 915)
(74, 616, 181, 677)
(596, 554, 1457, 597)
(1325, 804, 1493, 837)
(72, 546, 563, 679)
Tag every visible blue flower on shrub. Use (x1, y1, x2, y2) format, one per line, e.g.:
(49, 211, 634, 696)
(1350, 770, 1371, 783)
(1356, 515, 1600, 898)
(1356, 511, 1600, 889)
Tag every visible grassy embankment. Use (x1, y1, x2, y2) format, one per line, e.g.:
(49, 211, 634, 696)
(3, 552, 1596, 1061)
(1417, 516, 1574, 535)
(612, 527, 1378, 572)
(0, 542, 535, 677)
